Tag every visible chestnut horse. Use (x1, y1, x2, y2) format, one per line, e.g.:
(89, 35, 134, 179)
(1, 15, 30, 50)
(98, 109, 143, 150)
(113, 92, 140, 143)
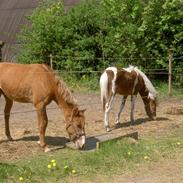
(100, 65, 157, 132)
(0, 63, 86, 151)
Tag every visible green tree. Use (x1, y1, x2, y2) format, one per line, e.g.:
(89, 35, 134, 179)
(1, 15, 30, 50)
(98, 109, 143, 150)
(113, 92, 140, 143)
(18, 0, 183, 86)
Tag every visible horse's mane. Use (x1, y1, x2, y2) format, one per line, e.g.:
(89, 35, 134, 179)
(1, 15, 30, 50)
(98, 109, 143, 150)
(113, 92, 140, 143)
(56, 78, 77, 106)
(42, 64, 77, 106)
(125, 65, 157, 100)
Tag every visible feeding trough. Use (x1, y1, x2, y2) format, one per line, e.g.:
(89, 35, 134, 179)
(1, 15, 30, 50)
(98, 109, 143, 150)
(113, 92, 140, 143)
(66, 131, 138, 152)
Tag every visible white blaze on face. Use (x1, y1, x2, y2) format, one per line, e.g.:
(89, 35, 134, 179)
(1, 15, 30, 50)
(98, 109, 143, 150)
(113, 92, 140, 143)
(75, 135, 86, 149)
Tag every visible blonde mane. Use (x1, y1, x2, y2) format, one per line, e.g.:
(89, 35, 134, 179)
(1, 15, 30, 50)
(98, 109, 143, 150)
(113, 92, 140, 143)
(134, 67, 157, 100)
(56, 78, 77, 106)
(124, 65, 157, 100)
(42, 64, 77, 106)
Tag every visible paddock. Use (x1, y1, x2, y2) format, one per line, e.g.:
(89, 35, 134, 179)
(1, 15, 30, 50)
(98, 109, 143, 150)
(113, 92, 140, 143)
(0, 92, 182, 161)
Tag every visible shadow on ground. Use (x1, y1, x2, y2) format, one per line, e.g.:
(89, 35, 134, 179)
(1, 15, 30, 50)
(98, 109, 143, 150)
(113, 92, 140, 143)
(114, 117, 169, 129)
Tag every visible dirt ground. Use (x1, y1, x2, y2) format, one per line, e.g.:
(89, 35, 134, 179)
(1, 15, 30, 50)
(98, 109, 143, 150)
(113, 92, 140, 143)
(0, 93, 183, 162)
(0, 93, 183, 161)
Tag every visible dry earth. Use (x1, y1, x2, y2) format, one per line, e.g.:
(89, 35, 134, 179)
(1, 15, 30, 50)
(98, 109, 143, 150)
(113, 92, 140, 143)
(0, 92, 183, 182)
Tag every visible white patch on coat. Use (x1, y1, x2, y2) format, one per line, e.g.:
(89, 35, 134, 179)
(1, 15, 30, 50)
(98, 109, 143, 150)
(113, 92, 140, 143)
(106, 67, 117, 94)
(100, 71, 108, 104)
(123, 65, 139, 94)
(132, 72, 139, 94)
(123, 65, 157, 99)
(123, 65, 135, 72)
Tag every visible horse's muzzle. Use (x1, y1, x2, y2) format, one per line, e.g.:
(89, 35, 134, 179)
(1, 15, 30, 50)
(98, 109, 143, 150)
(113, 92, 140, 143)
(75, 135, 86, 150)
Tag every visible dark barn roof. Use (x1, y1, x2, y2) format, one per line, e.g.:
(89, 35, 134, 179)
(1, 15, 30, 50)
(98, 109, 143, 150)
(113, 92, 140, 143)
(0, 0, 81, 61)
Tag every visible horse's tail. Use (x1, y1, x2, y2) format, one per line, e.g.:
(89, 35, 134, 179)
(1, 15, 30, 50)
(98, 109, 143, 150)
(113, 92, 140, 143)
(100, 71, 108, 112)
(134, 67, 157, 100)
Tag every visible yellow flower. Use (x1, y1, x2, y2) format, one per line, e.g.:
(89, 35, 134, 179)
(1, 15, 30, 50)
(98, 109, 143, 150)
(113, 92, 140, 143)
(127, 151, 131, 155)
(144, 155, 149, 160)
(72, 169, 76, 174)
(51, 159, 56, 163)
(19, 176, 23, 181)
(47, 164, 52, 169)
(176, 142, 181, 145)
(52, 162, 57, 167)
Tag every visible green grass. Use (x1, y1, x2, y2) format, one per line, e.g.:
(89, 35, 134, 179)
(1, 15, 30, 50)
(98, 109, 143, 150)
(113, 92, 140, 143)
(154, 81, 183, 98)
(62, 74, 183, 97)
(1, 129, 183, 183)
(60, 73, 100, 93)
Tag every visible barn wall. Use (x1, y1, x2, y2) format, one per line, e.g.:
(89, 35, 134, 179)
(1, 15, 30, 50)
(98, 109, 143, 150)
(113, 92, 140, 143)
(0, 0, 81, 62)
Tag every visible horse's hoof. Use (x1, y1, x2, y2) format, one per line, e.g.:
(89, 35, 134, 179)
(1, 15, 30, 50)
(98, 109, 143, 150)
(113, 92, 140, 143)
(44, 146, 51, 153)
(115, 122, 121, 128)
(130, 120, 135, 125)
(149, 117, 154, 121)
(106, 127, 111, 132)
(7, 137, 13, 141)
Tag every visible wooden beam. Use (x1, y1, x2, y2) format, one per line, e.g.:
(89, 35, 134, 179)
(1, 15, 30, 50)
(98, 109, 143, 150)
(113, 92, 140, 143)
(66, 131, 138, 151)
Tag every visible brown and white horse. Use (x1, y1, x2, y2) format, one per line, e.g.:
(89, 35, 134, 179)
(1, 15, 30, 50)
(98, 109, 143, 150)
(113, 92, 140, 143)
(0, 62, 86, 151)
(100, 65, 157, 132)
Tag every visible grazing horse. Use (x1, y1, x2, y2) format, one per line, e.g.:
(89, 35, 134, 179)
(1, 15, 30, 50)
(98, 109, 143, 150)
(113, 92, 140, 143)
(0, 62, 86, 151)
(100, 65, 157, 132)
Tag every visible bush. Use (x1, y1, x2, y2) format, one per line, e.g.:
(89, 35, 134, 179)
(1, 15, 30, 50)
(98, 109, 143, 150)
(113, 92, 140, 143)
(17, 0, 183, 87)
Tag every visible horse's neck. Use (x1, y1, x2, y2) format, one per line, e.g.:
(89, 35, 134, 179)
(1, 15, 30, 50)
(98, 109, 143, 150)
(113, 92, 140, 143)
(56, 92, 77, 122)
(58, 98, 77, 121)
(55, 79, 77, 121)
(139, 88, 149, 104)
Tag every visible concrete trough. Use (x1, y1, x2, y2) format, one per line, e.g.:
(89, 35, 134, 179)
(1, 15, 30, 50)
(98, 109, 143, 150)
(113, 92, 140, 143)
(66, 131, 138, 152)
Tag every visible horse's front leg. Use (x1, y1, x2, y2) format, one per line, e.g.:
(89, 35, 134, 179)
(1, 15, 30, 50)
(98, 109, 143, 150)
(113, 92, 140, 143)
(36, 106, 49, 152)
(104, 93, 115, 132)
(4, 97, 13, 141)
(115, 96, 127, 125)
(130, 95, 137, 124)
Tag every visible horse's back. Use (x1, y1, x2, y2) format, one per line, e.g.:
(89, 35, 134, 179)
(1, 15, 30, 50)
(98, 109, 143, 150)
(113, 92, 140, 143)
(0, 63, 56, 103)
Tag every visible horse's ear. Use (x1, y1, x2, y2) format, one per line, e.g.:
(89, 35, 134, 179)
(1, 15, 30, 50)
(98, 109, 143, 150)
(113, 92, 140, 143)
(79, 109, 86, 115)
(73, 107, 79, 115)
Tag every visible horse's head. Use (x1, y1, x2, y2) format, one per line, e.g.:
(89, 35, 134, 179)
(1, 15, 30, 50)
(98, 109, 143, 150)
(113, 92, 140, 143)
(66, 107, 86, 149)
(143, 97, 158, 120)
(146, 96, 158, 120)
(149, 98, 158, 119)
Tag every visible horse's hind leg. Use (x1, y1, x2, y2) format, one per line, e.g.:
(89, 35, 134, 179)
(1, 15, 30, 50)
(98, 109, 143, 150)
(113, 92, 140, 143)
(115, 96, 127, 125)
(4, 97, 13, 141)
(104, 93, 115, 132)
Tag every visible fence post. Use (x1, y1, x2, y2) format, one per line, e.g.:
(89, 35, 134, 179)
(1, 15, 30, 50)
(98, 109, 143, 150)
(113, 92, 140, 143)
(168, 49, 173, 96)
(0, 41, 5, 62)
(50, 54, 53, 69)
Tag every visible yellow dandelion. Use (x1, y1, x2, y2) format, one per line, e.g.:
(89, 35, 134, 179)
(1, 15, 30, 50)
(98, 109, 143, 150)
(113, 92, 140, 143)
(19, 176, 23, 181)
(52, 162, 57, 167)
(144, 155, 149, 160)
(72, 169, 76, 174)
(127, 151, 131, 155)
(51, 159, 56, 163)
(47, 164, 52, 169)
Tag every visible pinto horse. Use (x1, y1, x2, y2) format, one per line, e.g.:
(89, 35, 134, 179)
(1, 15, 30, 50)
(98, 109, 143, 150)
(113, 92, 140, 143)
(100, 65, 157, 132)
(0, 63, 86, 151)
